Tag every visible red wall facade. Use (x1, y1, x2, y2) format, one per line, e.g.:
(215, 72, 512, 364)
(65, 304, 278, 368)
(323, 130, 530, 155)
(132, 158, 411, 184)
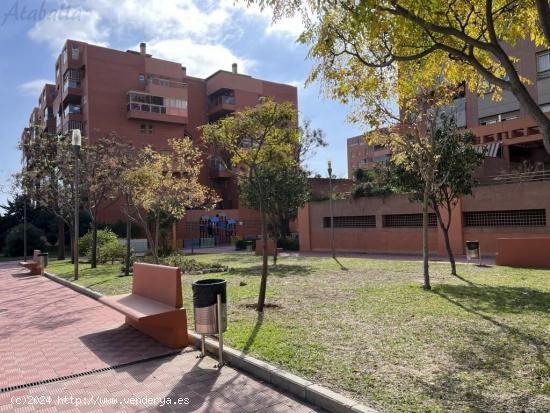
(298, 181, 550, 258)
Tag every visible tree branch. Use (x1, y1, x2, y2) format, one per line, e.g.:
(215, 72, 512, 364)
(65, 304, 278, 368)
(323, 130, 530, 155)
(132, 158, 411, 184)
(535, 0, 550, 44)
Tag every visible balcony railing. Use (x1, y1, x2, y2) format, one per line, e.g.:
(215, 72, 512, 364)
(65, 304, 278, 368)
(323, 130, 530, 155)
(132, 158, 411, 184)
(128, 102, 167, 114)
(62, 120, 83, 134)
(477, 170, 550, 186)
(127, 92, 187, 116)
(147, 76, 186, 89)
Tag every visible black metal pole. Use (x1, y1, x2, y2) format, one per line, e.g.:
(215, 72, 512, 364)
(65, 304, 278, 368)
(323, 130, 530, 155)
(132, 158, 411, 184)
(125, 211, 131, 276)
(74, 146, 80, 280)
(23, 194, 27, 261)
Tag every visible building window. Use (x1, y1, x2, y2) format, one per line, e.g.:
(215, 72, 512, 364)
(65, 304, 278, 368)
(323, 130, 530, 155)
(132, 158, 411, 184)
(541, 103, 550, 113)
(537, 51, 550, 77)
(383, 213, 437, 228)
(323, 215, 376, 228)
(479, 110, 520, 126)
(64, 104, 81, 117)
(138, 74, 146, 84)
(463, 209, 546, 227)
(140, 124, 153, 134)
(71, 43, 79, 60)
(62, 48, 67, 66)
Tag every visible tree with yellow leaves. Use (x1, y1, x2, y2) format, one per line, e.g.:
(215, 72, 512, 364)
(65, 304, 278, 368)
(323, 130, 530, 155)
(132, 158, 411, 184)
(201, 98, 300, 312)
(249, 0, 550, 152)
(121, 138, 219, 263)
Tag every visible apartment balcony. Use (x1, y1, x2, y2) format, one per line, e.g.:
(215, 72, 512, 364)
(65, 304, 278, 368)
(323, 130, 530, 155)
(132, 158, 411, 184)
(127, 91, 187, 124)
(208, 90, 236, 118)
(145, 76, 188, 100)
(61, 119, 83, 134)
(470, 113, 550, 146)
(62, 75, 82, 104)
(209, 158, 232, 179)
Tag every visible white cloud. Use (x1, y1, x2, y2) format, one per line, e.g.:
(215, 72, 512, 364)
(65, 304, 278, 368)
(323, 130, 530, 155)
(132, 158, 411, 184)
(81, 0, 231, 41)
(146, 39, 255, 78)
(18, 79, 53, 96)
(265, 15, 304, 40)
(28, 9, 109, 53)
(26, 1, 298, 76)
(225, 1, 306, 40)
(288, 80, 304, 89)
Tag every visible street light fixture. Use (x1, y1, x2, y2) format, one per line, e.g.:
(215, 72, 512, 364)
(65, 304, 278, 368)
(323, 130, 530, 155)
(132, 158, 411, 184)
(328, 160, 335, 259)
(72, 129, 81, 280)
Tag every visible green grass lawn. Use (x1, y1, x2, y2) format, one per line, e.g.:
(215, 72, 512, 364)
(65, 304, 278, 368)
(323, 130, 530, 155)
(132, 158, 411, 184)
(47, 254, 550, 413)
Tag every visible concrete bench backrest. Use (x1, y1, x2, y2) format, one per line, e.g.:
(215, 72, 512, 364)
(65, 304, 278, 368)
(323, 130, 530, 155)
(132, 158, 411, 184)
(132, 263, 183, 308)
(32, 250, 41, 262)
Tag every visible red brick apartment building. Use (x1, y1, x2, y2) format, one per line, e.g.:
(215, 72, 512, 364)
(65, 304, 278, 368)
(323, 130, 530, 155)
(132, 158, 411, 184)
(22, 40, 297, 240)
(347, 40, 550, 180)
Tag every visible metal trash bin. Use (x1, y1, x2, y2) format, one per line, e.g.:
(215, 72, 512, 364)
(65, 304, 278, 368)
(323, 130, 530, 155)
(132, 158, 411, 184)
(37, 252, 48, 275)
(465, 241, 481, 264)
(192, 279, 227, 367)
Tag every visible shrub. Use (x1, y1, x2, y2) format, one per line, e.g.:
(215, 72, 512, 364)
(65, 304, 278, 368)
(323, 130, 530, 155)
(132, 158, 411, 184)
(79, 229, 118, 257)
(105, 220, 144, 238)
(98, 240, 125, 264)
(4, 223, 46, 257)
(277, 237, 299, 251)
(135, 253, 228, 274)
(235, 239, 256, 251)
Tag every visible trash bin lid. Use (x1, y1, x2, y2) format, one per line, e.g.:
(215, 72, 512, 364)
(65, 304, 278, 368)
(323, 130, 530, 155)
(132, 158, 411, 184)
(192, 279, 227, 307)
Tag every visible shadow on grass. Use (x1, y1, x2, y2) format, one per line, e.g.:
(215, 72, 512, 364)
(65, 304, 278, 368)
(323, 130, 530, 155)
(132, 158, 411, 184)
(433, 284, 550, 314)
(228, 264, 314, 278)
(433, 286, 550, 369)
(409, 285, 550, 411)
(242, 312, 264, 354)
(334, 257, 348, 271)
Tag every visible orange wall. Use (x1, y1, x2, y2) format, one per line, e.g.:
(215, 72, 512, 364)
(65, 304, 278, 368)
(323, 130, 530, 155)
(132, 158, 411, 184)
(495, 237, 550, 268)
(298, 181, 550, 257)
(302, 194, 439, 254)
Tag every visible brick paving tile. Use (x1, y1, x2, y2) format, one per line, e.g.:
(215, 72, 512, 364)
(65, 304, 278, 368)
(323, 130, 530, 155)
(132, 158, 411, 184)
(0, 262, 326, 412)
(0, 263, 175, 390)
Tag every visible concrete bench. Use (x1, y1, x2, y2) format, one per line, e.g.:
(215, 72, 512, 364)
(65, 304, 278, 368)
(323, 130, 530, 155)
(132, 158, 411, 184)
(99, 262, 188, 348)
(19, 250, 42, 275)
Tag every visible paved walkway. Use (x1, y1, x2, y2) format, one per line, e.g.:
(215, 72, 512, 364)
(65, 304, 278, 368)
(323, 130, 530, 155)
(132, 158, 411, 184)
(0, 262, 323, 412)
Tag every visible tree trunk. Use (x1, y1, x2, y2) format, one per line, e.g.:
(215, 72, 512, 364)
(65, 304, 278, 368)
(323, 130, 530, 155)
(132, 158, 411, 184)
(125, 215, 131, 276)
(435, 206, 457, 276)
(442, 227, 456, 276)
(257, 209, 269, 313)
(273, 238, 278, 266)
(57, 218, 65, 260)
(422, 181, 431, 290)
(90, 218, 97, 268)
(154, 217, 160, 260)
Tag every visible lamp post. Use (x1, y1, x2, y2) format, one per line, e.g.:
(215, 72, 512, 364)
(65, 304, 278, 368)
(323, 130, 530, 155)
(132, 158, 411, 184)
(23, 192, 27, 262)
(22, 155, 28, 262)
(72, 129, 81, 280)
(328, 160, 335, 259)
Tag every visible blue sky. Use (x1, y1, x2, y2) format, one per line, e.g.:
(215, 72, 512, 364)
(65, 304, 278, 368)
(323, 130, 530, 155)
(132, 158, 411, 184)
(0, 0, 362, 206)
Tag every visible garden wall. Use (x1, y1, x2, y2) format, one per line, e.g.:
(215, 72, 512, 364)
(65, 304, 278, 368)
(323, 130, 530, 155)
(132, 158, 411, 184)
(298, 180, 550, 257)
